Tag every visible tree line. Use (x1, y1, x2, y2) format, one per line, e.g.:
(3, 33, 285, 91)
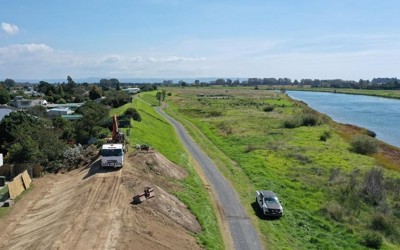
(0, 76, 147, 172)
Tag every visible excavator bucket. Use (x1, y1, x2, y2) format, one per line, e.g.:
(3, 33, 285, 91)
(132, 187, 154, 204)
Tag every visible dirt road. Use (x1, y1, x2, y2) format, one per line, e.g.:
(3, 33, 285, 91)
(157, 108, 263, 250)
(0, 155, 201, 250)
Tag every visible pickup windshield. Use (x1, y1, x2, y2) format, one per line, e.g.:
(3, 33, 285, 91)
(264, 197, 278, 203)
(101, 149, 123, 157)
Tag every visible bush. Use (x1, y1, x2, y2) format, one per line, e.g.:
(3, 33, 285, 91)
(362, 168, 385, 206)
(362, 231, 382, 249)
(370, 213, 396, 236)
(320, 131, 332, 141)
(350, 135, 378, 155)
(124, 108, 141, 121)
(321, 202, 345, 222)
(283, 117, 300, 128)
(263, 105, 274, 112)
(300, 113, 320, 126)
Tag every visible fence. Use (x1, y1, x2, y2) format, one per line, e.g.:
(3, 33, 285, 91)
(7, 170, 32, 199)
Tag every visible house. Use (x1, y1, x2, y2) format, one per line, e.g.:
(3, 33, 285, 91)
(122, 87, 141, 94)
(45, 103, 84, 111)
(10, 96, 47, 109)
(61, 114, 83, 120)
(47, 108, 74, 117)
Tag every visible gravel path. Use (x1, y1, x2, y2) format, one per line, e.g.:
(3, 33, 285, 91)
(157, 108, 263, 250)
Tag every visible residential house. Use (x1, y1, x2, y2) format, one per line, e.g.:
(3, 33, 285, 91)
(10, 96, 47, 109)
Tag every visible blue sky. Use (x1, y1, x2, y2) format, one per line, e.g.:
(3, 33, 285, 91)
(1, 0, 399, 81)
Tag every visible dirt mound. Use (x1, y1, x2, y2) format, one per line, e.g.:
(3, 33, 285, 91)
(0, 150, 202, 250)
(130, 150, 188, 179)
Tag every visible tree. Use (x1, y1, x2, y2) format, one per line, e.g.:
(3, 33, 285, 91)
(26, 105, 48, 118)
(0, 87, 10, 104)
(110, 78, 120, 89)
(99, 79, 111, 90)
(161, 89, 166, 101)
(75, 102, 109, 143)
(89, 85, 102, 100)
(65, 75, 77, 93)
(156, 91, 162, 106)
(8, 136, 44, 163)
(4, 78, 16, 89)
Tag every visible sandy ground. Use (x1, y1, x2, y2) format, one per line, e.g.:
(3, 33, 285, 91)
(0, 150, 202, 250)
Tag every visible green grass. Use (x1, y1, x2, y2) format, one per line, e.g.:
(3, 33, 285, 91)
(162, 87, 400, 250)
(112, 91, 223, 249)
(0, 184, 33, 219)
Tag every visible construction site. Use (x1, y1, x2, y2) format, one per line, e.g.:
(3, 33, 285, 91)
(0, 149, 203, 250)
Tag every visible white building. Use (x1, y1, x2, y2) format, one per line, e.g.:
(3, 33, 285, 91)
(122, 87, 140, 94)
(47, 108, 74, 117)
(10, 96, 47, 109)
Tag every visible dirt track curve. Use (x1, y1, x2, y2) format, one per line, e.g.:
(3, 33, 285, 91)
(157, 107, 264, 250)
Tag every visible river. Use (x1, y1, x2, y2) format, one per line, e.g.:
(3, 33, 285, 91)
(286, 91, 400, 148)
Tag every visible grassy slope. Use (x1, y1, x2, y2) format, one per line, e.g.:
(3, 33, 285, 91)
(112, 91, 223, 249)
(163, 87, 400, 250)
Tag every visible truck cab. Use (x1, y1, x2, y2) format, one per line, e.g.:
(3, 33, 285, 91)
(101, 144, 124, 168)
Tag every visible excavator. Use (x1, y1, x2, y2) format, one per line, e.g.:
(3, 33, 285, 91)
(100, 115, 125, 168)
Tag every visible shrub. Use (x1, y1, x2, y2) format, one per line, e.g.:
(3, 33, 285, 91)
(362, 168, 385, 206)
(362, 231, 382, 249)
(124, 108, 141, 121)
(350, 135, 378, 155)
(283, 117, 300, 128)
(320, 131, 332, 141)
(263, 105, 274, 112)
(321, 202, 345, 222)
(300, 113, 320, 126)
(244, 145, 257, 153)
(370, 213, 395, 236)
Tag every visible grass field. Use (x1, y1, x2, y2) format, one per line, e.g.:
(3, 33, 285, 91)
(161, 87, 400, 249)
(111, 92, 224, 249)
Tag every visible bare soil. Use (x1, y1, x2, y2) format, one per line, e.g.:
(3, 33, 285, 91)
(0, 150, 202, 250)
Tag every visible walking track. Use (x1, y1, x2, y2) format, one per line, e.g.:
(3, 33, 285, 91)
(157, 108, 263, 250)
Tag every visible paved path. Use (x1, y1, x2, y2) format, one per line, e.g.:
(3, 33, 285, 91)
(157, 108, 263, 250)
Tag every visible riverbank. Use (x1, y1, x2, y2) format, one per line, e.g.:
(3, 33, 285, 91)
(282, 86, 400, 100)
(163, 87, 400, 249)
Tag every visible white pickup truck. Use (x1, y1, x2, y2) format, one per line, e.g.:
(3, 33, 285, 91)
(256, 190, 283, 217)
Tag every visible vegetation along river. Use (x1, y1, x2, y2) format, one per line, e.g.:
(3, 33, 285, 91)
(287, 91, 400, 148)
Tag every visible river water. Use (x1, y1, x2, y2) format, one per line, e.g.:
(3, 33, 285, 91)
(286, 91, 400, 148)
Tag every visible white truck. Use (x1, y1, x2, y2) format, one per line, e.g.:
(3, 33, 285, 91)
(101, 143, 124, 168)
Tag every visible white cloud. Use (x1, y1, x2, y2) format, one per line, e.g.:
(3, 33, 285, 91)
(1, 36, 399, 80)
(0, 43, 210, 79)
(1, 22, 20, 35)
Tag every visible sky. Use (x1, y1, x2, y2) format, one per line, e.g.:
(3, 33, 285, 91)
(1, 0, 399, 81)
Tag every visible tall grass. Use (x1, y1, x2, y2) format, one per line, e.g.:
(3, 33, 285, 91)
(163, 86, 400, 249)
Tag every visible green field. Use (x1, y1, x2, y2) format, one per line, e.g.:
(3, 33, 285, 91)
(112, 92, 224, 249)
(160, 87, 400, 250)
